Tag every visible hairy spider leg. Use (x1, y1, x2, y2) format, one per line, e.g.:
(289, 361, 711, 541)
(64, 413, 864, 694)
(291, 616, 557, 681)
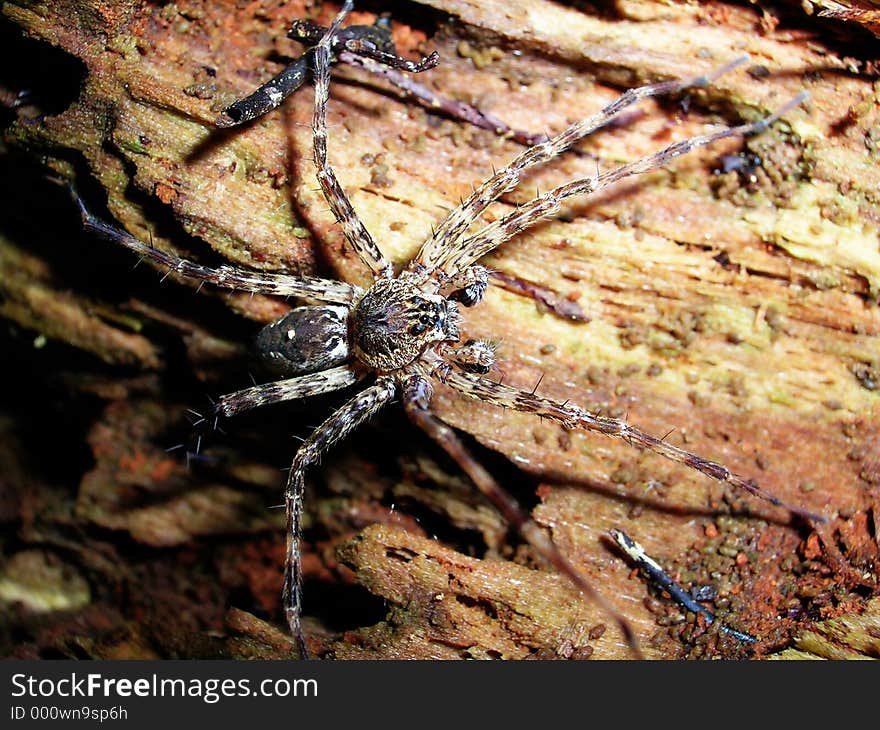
(410, 55, 751, 275)
(215, 365, 360, 418)
(440, 369, 823, 522)
(311, 4, 394, 279)
(284, 377, 397, 657)
(436, 93, 809, 278)
(69, 186, 361, 304)
(402, 374, 644, 657)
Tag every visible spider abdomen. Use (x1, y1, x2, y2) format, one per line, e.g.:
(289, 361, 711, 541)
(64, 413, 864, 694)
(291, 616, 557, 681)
(254, 304, 350, 376)
(351, 279, 461, 370)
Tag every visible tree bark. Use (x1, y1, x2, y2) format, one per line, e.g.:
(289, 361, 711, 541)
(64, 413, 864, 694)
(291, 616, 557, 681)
(1, 0, 878, 660)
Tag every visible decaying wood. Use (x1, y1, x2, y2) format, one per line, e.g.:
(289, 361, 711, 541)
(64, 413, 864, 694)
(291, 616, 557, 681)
(772, 595, 880, 659)
(1, 0, 878, 660)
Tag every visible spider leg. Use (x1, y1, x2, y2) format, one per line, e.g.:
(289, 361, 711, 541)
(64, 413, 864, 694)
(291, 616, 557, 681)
(283, 375, 397, 657)
(610, 529, 757, 643)
(440, 367, 824, 523)
(402, 374, 643, 657)
(214, 364, 360, 418)
(70, 186, 361, 304)
(437, 92, 809, 278)
(410, 56, 751, 275)
(312, 1, 394, 279)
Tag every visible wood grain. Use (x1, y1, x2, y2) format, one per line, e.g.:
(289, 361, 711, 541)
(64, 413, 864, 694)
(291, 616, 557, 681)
(1, 0, 877, 659)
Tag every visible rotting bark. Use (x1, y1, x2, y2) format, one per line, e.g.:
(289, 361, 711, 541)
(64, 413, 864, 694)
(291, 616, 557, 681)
(0, 0, 878, 660)
(772, 595, 880, 659)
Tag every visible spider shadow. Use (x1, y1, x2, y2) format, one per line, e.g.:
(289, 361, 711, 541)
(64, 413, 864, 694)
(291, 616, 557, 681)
(183, 123, 243, 165)
(535, 462, 798, 527)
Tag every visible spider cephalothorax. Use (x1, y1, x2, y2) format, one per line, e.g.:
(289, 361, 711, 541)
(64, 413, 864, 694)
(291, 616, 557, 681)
(73, 1, 818, 658)
(350, 279, 462, 370)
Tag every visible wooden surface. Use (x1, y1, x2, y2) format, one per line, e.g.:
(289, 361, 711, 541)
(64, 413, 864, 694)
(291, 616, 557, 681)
(1, 0, 878, 659)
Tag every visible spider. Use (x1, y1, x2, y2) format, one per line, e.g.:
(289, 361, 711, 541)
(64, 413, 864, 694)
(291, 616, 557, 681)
(70, 1, 818, 658)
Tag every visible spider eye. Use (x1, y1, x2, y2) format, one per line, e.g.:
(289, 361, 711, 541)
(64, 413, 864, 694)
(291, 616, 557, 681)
(351, 279, 460, 370)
